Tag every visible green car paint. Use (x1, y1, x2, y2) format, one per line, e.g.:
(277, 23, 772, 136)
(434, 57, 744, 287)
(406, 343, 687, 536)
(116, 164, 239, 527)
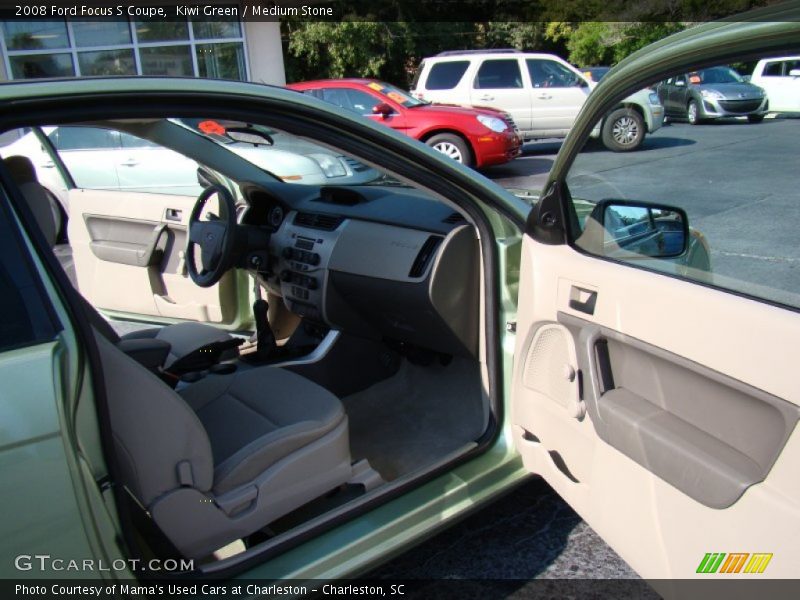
(0, 5, 798, 583)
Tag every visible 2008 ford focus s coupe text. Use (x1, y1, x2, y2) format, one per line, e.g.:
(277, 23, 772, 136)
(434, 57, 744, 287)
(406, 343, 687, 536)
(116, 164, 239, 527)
(0, 4, 799, 592)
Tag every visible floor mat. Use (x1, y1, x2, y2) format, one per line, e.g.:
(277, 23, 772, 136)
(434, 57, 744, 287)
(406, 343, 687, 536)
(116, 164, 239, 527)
(342, 357, 488, 481)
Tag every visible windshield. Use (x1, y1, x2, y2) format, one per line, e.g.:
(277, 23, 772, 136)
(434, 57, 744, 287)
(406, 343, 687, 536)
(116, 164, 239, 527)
(692, 67, 744, 84)
(175, 118, 388, 186)
(365, 81, 429, 108)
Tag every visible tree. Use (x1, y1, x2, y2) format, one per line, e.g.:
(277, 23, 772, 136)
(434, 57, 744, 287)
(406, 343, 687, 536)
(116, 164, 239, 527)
(283, 21, 413, 84)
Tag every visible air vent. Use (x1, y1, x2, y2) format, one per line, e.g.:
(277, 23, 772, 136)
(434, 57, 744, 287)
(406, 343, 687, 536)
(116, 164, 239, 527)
(443, 212, 466, 224)
(343, 157, 369, 173)
(293, 212, 344, 231)
(409, 236, 443, 278)
(317, 186, 365, 206)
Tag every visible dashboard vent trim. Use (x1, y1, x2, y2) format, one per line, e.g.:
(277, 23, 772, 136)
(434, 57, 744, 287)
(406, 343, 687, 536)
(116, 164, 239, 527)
(409, 236, 443, 278)
(443, 212, 466, 224)
(293, 212, 344, 231)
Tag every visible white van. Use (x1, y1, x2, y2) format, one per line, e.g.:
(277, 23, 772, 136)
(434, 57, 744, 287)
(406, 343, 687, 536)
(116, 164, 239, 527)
(411, 50, 664, 151)
(751, 56, 800, 113)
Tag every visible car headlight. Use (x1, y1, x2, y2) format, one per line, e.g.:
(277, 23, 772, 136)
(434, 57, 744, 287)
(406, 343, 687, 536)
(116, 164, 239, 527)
(476, 115, 508, 133)
(700, 89, 724, 100)
(648, 92, 661, 106)
(307, 153, 347, 178)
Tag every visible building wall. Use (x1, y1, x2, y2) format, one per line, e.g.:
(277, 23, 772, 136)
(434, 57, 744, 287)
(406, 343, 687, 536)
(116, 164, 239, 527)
(244, 21, 286, 86)
(0, 20, 285, 84)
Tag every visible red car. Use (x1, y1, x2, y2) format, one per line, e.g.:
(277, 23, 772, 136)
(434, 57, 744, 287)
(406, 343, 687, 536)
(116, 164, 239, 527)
(287, 79, 522, 167)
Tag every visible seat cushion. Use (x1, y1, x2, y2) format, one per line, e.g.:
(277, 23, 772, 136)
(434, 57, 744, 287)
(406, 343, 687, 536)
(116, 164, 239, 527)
(179, 367, 345, 494)
(122, 321, 232, 367)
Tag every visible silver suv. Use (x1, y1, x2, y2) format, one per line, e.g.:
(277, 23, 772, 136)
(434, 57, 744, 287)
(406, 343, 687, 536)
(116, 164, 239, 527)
(411, 50, 664, 151)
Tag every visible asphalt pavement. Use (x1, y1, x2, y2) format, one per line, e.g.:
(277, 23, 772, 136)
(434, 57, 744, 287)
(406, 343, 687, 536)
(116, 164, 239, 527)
(485, 115, 800, 304)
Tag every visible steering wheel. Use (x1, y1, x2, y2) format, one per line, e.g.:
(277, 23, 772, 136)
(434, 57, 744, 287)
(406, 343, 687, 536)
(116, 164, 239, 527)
(186, 184, 238, 288)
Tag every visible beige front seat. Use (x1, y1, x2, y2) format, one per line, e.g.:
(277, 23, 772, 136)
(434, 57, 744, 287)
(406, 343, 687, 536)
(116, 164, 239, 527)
(3, 155, 234, 369)
(97, 332, 352, 558)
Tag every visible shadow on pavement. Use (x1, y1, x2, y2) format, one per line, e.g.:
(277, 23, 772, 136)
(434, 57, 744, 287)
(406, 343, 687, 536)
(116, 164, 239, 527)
(368, 477, 638, 595)
(481, 157, 554, 180)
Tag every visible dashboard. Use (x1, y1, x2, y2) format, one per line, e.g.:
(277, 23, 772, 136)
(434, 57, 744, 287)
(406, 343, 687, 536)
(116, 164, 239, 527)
(241, 183, 480, 358)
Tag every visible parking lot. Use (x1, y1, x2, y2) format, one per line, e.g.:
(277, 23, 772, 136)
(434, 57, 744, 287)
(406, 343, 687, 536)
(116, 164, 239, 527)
(487, 115, 800, 305)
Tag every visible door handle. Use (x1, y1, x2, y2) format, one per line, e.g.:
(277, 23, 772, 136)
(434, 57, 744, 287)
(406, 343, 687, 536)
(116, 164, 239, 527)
(165, 208, 182, 221)
(569, 286, 597, 315)
(119, 159, 139, 167)
(479, 95, 495, 101)
(40, 161, 56, 168)
(537, 94, 553, 100)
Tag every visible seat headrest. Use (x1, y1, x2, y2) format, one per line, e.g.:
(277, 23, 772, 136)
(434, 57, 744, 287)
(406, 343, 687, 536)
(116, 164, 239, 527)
(4, 155, 38, 185)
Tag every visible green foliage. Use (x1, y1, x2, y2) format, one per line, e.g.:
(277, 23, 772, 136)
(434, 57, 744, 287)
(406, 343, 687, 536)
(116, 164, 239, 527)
(284, 21, 413, 84)
(282, 0, 769, 87)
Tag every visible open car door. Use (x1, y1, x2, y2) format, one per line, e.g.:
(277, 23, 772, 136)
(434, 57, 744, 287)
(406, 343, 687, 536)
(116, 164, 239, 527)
(510, 42, 800, 581)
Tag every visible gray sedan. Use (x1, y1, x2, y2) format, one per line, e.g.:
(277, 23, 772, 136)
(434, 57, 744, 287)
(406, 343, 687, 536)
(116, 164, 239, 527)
(657, 66, 768, 124)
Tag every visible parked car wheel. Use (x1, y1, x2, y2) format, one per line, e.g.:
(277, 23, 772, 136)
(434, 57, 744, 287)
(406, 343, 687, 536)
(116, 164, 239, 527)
(602, 108, 646, 152)
(426, 133, 472, 166)
(748, 114, 765, 123)
(687, 100, 702, 125)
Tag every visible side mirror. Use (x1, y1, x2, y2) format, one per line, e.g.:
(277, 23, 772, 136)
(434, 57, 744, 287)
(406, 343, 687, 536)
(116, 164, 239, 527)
(372, 103, 393, 118)
(789, 68, 800, 77)
(742, 74, 752, 82)
(598, 200, 689, 259)
(675, 79, 686, 87)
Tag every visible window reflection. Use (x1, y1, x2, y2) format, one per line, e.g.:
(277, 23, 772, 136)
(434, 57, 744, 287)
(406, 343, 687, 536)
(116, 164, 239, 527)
(2, 21, 69, 50)
(9, 54, 74, 79)
(78, 49, 136, 76)
(140, 46, 193, 76)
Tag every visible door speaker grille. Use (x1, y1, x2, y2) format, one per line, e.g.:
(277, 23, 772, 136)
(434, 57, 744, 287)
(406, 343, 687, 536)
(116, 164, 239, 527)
(523, 324, 577, 412)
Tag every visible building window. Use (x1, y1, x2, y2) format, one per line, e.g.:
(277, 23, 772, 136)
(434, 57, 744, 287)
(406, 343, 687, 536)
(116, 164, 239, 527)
(1, 17, 248, 81)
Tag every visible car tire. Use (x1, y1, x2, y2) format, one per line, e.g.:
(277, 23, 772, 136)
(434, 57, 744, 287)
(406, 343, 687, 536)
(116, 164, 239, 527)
(747, 114, 765, 123)
(602, 108, 646, 152)
(426, 133, 472, 166)
(687, 100, 702, 125)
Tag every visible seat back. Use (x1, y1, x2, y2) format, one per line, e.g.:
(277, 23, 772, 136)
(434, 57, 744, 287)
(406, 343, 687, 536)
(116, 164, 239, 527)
(3, 155, 58, 247)
(94, 331, 214, 507)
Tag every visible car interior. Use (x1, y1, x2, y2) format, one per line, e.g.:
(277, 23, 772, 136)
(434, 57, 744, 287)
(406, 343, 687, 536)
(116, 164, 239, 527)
(1, 117, 495, 565)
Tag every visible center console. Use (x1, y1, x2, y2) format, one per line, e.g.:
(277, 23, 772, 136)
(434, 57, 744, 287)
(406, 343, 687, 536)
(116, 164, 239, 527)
(268, 211, 344, 322)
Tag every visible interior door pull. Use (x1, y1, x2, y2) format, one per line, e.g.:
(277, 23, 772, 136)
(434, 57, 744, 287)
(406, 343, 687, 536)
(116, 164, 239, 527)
(165, 208, 182, 221)
(569, 286, 597, 315)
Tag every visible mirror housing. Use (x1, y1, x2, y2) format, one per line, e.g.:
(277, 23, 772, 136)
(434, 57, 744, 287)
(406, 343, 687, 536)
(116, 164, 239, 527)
(372, 103, 393, 118)
(596, 200, 689, 259)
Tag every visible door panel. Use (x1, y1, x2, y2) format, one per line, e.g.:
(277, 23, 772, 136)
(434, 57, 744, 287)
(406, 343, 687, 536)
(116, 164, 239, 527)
(512, 238, 800, 578)
(67, 188, 237, 324)
(526, 59, 590, 135)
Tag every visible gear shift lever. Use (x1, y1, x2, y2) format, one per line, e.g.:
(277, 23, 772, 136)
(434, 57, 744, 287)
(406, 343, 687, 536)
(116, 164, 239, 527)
(250, 257, 277, 361)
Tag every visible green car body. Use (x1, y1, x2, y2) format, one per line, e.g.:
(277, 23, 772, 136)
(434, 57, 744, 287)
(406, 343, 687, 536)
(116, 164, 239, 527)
(1, 4, 799, 585)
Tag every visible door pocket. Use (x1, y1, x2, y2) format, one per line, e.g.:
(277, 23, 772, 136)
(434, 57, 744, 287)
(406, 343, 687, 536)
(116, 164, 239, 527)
(559, 311, 800, 509)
